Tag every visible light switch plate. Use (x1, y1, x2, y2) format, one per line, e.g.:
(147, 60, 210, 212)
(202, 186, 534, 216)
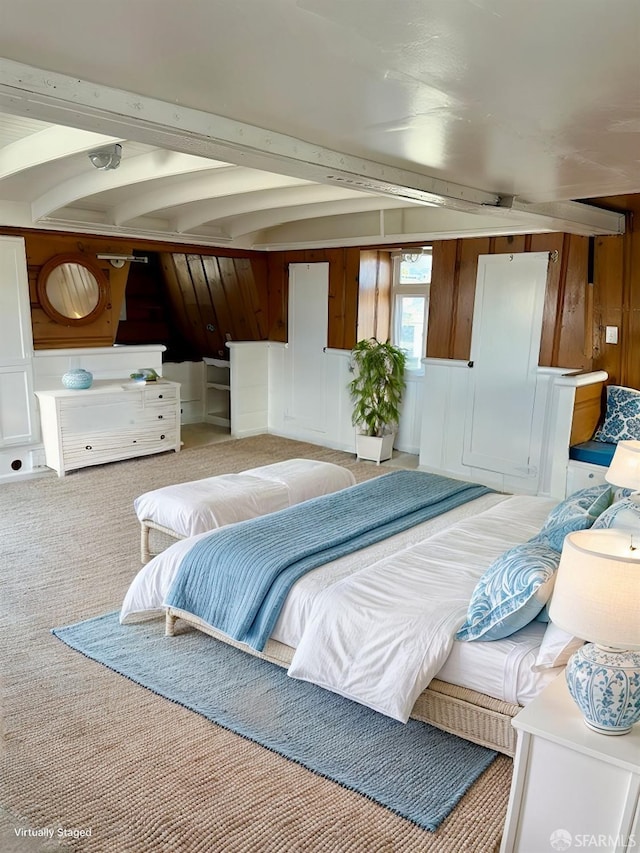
(605, 325, 619, 344)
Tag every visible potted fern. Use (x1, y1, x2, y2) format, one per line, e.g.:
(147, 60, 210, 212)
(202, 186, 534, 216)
(349, 337, 407, 463)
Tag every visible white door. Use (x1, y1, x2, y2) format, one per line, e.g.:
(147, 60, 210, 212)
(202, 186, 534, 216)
(462, 252, 550, 478)
(0, 236, 36, 446)
(286, 263, 329, 433)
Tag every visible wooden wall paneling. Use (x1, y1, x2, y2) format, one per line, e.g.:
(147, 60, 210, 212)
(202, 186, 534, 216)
(341, 248, 360, 351)
(161, 254, 208, 353)
(200, 255, 233, 350)
(427, 240, 458, 359)
(233, 258, 266, 341)
(356, 250, 379, 341)
(246, 256, 270, 340)
(531, 233, 565, 366)
(451, 237, 491, 361)
(215, 256, 251, 342)
(374, 251, 392, 343)
(570, 381, 606, 445)
(327, 249, 347, 350)
(592, 236, 625, 384)
(491, 235, 528, 255)
(556, 235, 589, 370)
(266, 254, 287, 342)
(23, 231, 132, 349)
(625, 221, 640, 389)
(187, 254, 224, 355)
(229, 257, 263, 341)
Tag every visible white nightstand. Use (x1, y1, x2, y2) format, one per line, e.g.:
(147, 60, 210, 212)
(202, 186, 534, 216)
(501, 674, 640, 853)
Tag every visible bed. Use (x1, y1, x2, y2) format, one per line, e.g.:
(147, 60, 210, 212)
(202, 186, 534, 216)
(122, 469, 606, 756)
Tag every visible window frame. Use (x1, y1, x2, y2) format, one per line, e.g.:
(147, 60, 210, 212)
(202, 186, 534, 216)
(390, 249, 431, 373)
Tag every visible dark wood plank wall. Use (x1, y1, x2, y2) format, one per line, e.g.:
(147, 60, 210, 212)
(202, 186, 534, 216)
(19, 230, 134, 349)
(266, 249, 360, 349)
(159, 253, 269, 359)
(427, 232, 590, 369)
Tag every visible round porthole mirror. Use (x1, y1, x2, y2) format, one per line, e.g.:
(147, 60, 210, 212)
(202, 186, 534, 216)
(37, 255, 108, 326)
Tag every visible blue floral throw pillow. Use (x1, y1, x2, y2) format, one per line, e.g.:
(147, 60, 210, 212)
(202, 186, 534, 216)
(594, 385, 640, 443)
(592, 497, 640, 532)
(537, 485, 612, 552)
(456, 536, 559, 642)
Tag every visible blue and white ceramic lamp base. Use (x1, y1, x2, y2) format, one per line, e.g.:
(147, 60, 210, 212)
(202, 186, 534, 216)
(565, 644, 640, 735)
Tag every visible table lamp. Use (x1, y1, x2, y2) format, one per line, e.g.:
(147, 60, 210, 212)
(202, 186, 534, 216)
(549, 528, 640, 735)
(606, 439, 640, 503)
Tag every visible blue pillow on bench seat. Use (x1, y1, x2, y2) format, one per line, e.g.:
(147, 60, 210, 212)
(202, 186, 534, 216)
(569, 440, 617, 467)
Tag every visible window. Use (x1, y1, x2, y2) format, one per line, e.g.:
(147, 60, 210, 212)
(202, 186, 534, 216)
(391, 250, 431, 371)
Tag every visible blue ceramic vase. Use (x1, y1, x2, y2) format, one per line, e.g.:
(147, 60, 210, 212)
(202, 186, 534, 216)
(62, 368, 93, 390)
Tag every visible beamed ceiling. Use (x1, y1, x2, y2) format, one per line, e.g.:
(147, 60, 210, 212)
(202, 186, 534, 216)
(0, 0, 637, 250)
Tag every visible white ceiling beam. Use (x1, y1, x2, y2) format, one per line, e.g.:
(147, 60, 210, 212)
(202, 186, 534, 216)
(0, 57, 623, 236)
(252, 207, 544, 250)
(0, 126, 123, 179)
(113, 168, 309, 226)
(0, 59, 501, 212)
(508, 198, 627, 238)
(31, 150, 224, 220)
(224, 196, 411, 240)
(173, 184, 374, 233)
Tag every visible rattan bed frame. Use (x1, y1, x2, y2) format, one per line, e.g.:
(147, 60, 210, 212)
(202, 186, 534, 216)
(165, 606, 520, 757)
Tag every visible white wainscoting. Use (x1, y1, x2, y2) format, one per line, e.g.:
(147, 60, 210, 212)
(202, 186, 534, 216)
(228, 341, 426, 455)
(228, 341, 269, 438)
(418, 358, 577, 497)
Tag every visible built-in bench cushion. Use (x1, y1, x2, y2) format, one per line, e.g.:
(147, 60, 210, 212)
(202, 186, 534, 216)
(569, 440, 617, 467)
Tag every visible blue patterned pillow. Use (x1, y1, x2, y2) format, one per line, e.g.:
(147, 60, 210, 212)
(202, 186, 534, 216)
(537, 485, 612, 551)
(594, 385, 640, 443)
(456, 536, 559, 642)
(592, 497, 640, 531)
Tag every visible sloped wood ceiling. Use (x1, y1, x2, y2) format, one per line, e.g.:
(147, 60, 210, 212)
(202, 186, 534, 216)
(159, 252, 269, 359)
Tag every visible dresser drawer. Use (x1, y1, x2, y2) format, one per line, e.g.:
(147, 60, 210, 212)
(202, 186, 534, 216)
(62, 425, 177, 470)
(143, 384, 178, 403)
(60, 396, 142, 433)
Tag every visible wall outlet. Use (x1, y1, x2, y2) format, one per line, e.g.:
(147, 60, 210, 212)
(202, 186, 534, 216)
(605, 325, 619, 344)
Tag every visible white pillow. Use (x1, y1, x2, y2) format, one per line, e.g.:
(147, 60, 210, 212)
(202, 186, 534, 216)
(532, 621, 584, 671)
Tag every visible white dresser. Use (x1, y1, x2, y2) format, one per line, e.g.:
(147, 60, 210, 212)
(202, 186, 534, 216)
(35, 380, 181, 476)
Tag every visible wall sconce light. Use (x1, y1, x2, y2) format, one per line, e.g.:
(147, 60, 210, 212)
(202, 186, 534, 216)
(96, 254, 149, 269)
(88, 143, 122, 171)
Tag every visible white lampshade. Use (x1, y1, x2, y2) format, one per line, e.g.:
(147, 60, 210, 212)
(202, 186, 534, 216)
(606, 440, 640, 490)
(549, 528, 640, 650)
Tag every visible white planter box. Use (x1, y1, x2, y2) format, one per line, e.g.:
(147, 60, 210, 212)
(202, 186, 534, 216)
(356, 432, 395, 464)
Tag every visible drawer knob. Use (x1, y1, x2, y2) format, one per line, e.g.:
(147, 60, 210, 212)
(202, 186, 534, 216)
(158, 394, 164, 399)
(158, 415, 163, 419)
(160, 434, 166, 440)
(85, 445, 92, 450)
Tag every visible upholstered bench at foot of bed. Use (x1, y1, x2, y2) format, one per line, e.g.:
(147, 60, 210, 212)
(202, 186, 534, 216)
(136, 458, 356, 563)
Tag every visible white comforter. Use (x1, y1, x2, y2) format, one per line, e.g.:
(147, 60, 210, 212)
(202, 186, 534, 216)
(288, 495, 555, 721)
(121, 492, 557, 722)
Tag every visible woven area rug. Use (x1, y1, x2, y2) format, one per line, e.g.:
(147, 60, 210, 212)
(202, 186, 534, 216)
(53, 611, 497, 833)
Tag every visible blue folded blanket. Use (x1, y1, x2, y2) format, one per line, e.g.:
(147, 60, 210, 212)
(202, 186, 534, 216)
(165, 469, 492, 650)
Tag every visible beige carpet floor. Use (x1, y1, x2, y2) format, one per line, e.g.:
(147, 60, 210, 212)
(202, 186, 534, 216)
(0, 435, 511, 852)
